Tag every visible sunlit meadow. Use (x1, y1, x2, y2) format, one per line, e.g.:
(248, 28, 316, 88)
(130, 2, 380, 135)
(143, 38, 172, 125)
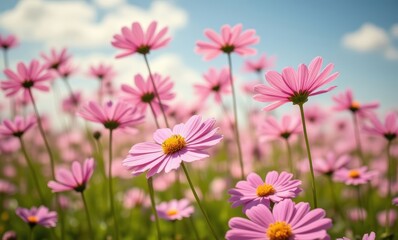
(0, 1, 397, 239)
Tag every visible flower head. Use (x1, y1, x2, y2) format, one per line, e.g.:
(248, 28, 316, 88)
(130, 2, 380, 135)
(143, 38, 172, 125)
(333, 166, 376, 185)
(333, 89, 378, 117)
(243, 53, 275, 73)
(393, 197, 398, 206)
(313, 152, 350, 176)
(1, 60, 53, 98)
(156, 199, 194, 221)
(0, 115, 36, 138)
(121, 73, 174, 116)
(0, 179, 16, 195)
(16, 206, 57, 228)
(196, 24, 259, 60)
(0, 34, 18, 50)
(123, 188, 150, 209)
(258, 115, 302, 142)
(364, 112, 398, 141)
(226, 199, 332, 240)
(41, 48, 71, 71)
(62, 92, 82, 115)
(254, 56, 339, 111)
(337, 232, 376, 240)
(112, 21, 170, 58)
(48, 158, 95, 192)
(228, 171, 301, 212)
(57, 62, 78, 79)
(122, 115, 223, 178)
(78, 101, 145, 130)
(194, 68, 231, 103)
(88, 63, 116, 82)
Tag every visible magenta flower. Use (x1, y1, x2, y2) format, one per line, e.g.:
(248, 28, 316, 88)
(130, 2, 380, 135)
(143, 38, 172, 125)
(121, 73, 175, 116)
(226, 199, 332, 240)
(258, 115, 302, 142)
(332, 89, 378, 117)
(305, 104, 328, 124)
(156, 199, 194, 221)
(393, 197, 398, 206)
(364, 112, 398, 141)
(78, 101, 145, 130)
(254, 56, 339, 111)
(0, 115, 36, 138)
(337, 232, 376, 240)
(57, 62, 78, 79)
(243, 53, 275, 73)
(62, 92, 82, 115)
(122, 115, 223, 178)
(194, 68, 231, 103)
(48, 158, 94, 192)
(123, 188, 150, 209)
(16, 206, 57, 228)
(112, 21, 170, 58)
(0, 34, 18, 50)
(228, 171, 301, 212)
(88, 63, 116, 82)
(196, 24, 259, 60)
(333, 166, 376, 185)
(313, 152, 350, 176)
(0, 179, 16, 195)
(41, 48, 71, 71)
(1, 60, 53, 98)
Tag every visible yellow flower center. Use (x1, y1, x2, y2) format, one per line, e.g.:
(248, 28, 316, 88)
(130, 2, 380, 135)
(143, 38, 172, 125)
(161, 135, 186, 154)
(166, 209, 178, 216)
(350, 101, 361, 112)
(256, 184, 275, 197)
(27, 216, 38, 224)
(266, 221, 292, 240)
(349, 170, 361, 179)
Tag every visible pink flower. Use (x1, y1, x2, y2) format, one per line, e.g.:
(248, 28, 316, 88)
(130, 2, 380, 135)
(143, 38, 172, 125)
(0, 115, 36, 138)
(78, 101, 145, 130)
(1, 60, 53, 98)
(228, 171, 301, 212)
(62, 92, 82, 115)
(88, 63, 116, 82)
(337, 232, 376, 240)
(253, 56, 339, 111)
(121, 73, 175, 116)
(332, 89, 378, 117)
(393, 197, 398, 206)
(122, 115, 223, 178)
(57, 62, 78, 79)
(112, 21, 170, 58)
(226, 199, 332, 240)
(156, 199, 194, 221)
(347, 208, 367, 221)
(123, 188, 150, 209)
(2, 230, 17, 240)
(48, 158, 95, 192)
(305, 104, 328, 124)
(194, 68, 231, 103)
(196, 24, 259, 60)
(258, 115, 301, 142)
(0, 179, 16, 195)
(0, 34, 18, 50)
(41, 48, 71, 71)
(377, 210, 397, 227)
(313, 152, 350, 175)
(364, 112, 398, 141)
(333, 166, 376, 185)
(16, 206, 57, 228)
(242, 53, 275, 73)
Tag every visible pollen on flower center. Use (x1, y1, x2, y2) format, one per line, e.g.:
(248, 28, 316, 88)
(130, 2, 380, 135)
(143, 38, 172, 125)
(27, 216, 38, 224)
(349, 170, 360, 179)
(161, 135, 187, 154)
(266, 221, 292, 240)
(256, 183, 275, 197)
(350, 101, 361, 112)
(166, 209, 178, 216)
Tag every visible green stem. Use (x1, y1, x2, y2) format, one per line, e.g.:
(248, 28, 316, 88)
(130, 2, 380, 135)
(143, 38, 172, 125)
(29, 227, 34, 240)
(227, 53, 244, 180)
(62, 76, 78, 104)
(385, 140, 393, 235)
(327, 176, 342, 219)
(298, 103, 318, 208)
(148, 102, 161, 129)
(108, 129, 119, 240)
(147, 177, 162, 240)
(18, 137, 46, 204)
(81, 191, 94, 239)
(284, 139, 294, 175)
(172, 221, 177, 240)
(189, 216, 200, 240)
(94, 138, 106, 181)
(181, 163, 219, 239)
(356, 186, 365, 229)
(352, 113, 365, 164)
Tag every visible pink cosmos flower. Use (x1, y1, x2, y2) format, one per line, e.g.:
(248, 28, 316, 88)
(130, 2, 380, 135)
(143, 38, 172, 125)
(112, 21, 170, 58)
(253, 56, 339, 111)
(2, 230, 17, 240)
(305, 104, 328, 124)
(156, 199, 194, 221)
(62, 92, 82, 115)
(194, 68, 231, 104)
(88, 63, 116, 82)
(226, 199, 332, 240)
(78, 101, 145, 130)
(123, 188, 150, 209)
(242, 80, 260, 95)
(347, 208, 367, 221)
(364, 112, 398, 141)
(393, 197, 398, 206)
(0, 179, 16, 195)
(41, 48, 71, 71)
(332, 89, 378, 117)
(196, 24, 259, 60)
(313, 152, 350, 176)
(228, 171, 301, 212)
(1, 60, 53, 98)
(243, 53, 275, 73)
(121, 73, 175, 116)
(0, 34, 18, 50)
(48, 158, 94, 192)
(16, 206, 57, 228)
(122, 115, 223, 178)
(57, 62, 78, 79)
(333, 166, 376, 185)
(258, 115, 302, 142)
(337, 232, 376, 240)
(377, 210, 397, 227)
(0, 115, 36, 138)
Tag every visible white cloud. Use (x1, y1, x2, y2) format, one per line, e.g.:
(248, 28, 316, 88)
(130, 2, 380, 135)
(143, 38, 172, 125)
(94, 0, 125, 8)
(0, 0, 188, 48)
(391, 24, 398, 38)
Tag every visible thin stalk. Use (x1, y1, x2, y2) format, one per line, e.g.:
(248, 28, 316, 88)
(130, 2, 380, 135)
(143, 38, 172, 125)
(143, 54, 170, 128)
(148, 102, 161, 129)
(226, 53, 244, 180)
(62, 77, 78, 104)
(108, 129, 119, 240)
(298, 103, 318, 208)
(18, 137, 46, 203)
(81, 191, 94, 239)
(147, 177, 162, 240)
(385, 140, 393, 235)
(29, 227, 34, 240)
(352, 113, 365, 164)
(256, 70, 264, 84)
(327, 176, 343, 220)
(94, 138, 106, 181)
(284, 139, 294, 175)
(181, 163, 219, 240)
(2, 49, 8, 69)
(356, 186, 364, 226)
(189, 216, 200, 240)
(172, 221, 177, 240)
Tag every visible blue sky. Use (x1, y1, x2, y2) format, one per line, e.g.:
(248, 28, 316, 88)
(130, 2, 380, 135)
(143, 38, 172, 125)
(0, 0, 397, 120)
